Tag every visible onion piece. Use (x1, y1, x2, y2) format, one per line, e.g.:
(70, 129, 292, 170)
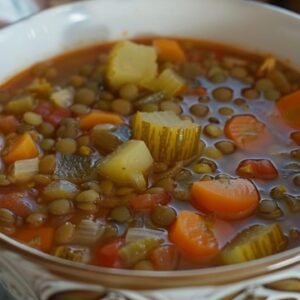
(50, 87, 74, 108)
(13, 158, 39, 181)
(125, 227, 167, 244)
(73, 219, 105, 245)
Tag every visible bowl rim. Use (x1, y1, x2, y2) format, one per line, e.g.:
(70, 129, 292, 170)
(1, 0, 300, 284)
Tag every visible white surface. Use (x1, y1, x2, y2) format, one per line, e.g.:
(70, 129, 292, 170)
(0, 0, 300, 83)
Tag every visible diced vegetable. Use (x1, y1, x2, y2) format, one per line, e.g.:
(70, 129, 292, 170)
(54, 153, 98, 182)
(43, 107, 71, 126)
(220, 224, 287, 264)
(0, 189, 37, 217)
(106, 41, 157, 89)
(94, 239, 123, 268)
(119, 238, 162, 267)
(0, 115, 18, 134)
(257, 57, 276, 76)
(52, 245, 90, 263)
(125, 228, 168, 244)
(132, 111, 200, 164)
(15, 226, 54, 252)
(3, 133, 38, 165)
(236, 159, 278, 180)
(143, 68, 185, 97)
(13, 158, 39, 181)
(129, 192, 171, 211)
(28, 78, 52, 97)
(73, 219, 105, 245)
(80, 110, 123, 130)
(97, 140, 153, 191)
(277, 90, 300, 129)
(50, 87, 74, 108)
(224, 115, 271, 151)
(150, 245, 179, 270)
(191, 178, 260, 220)
(43, 180, 78, 200)
(153, 39, 186, 63)
(169, 211, 219, 262)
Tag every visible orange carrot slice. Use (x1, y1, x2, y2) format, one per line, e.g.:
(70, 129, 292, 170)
(3, 133, 38, 165)
(277, 90, 300, 129)
(224, 114, 271, 151)
(15, 227, 54, 252)
(153, 39, 186, 63)
(191, 178, 260, 220)
(79, 110, 123, 130)
(169, 211, 219, 262)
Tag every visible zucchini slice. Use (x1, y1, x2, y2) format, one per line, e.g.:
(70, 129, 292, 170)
(132, 111, 200, 164)
(221, 223, 288, 265)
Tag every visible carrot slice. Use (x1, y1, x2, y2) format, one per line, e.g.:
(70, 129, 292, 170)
(191, 178, 260, 220)
(79, 110, 123, 130)
(224, 114, 271, 151)
(153, 39, 186, 63)
(236, 159, 278, 180)
(15, 227, 54, 252)
(3, 133, 38, 165)
(277, 90, 300, 129)
(169, 211, 219, 262)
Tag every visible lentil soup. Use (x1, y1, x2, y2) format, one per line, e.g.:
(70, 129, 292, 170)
(0, 38, 300, 270)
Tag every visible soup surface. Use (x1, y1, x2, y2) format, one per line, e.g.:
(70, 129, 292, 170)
(0, 38, 300, 270)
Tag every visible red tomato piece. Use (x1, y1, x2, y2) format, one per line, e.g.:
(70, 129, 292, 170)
(44, 107, 71, 126)
(34, 101, 53, 117)
(94, 239, 124, 268)
(236, 159, 278, 180)
(129, 192, 171, 212)
(0, 115, 18, 134)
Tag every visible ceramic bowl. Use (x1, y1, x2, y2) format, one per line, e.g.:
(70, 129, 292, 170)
(0, 1, 300, 299)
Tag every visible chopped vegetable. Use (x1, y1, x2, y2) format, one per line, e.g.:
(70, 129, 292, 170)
(3, 133, 38, 165)
(143, 68, 185, 97)
(0, 115, 18, 134)
(257, 56, 276, 76)
(153, 39, 186, 63)
(191, 178, 260, 220)
(220, 224, 287, 264)
(97, 140, 153, 191)
(13, 158, 39, 181)
(150, 245, 179, 270)
(79, 110, 123, 130)
(15, 226, 54, 252)
(224, 115, 271, 151)
(5, 96, 35, 114)
(119, 238, 162, 267)
(106, 41, 157, 89)
(125, 228, 168, 244)
(43, 180, 78, 200)
(169, 211, 219, 262)
(0, 189, 37, 217)
(94, 239, 123, 268)
(236, 159, 278, 180)
(277, 90, 300, 129)
(54, 153, 98, 182)
(132, 111, 200, 164)
(43, 107, 71, 126)
(73, 219, 104, 245)
(50, 87, 74, 108)
(129, 192, 171, 211)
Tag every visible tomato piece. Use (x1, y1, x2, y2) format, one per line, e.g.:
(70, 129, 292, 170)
(0, 115, 18, 134)
(236, 159, 278, 180)
(129, 192, 171, 212)
(0, 188, 37, 217)
(94, 239, 124, 268)
(44, 107, 71, 126)
(150, 245, 179, 270)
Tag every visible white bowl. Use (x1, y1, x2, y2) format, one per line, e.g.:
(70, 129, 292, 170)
(1, 1, 300, 300)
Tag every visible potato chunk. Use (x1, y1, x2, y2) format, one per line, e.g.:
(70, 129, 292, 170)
(97, 140, 153, 190)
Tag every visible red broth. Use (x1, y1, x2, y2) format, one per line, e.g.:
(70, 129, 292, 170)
(0, 38, 300, 270)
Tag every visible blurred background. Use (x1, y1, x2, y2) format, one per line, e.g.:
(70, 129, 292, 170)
(0, 0, 299, 28)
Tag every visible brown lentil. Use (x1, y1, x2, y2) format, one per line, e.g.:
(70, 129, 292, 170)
(189, 104, 209, 118)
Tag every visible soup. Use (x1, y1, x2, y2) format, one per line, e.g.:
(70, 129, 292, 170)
(0, 38, 300, 271)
